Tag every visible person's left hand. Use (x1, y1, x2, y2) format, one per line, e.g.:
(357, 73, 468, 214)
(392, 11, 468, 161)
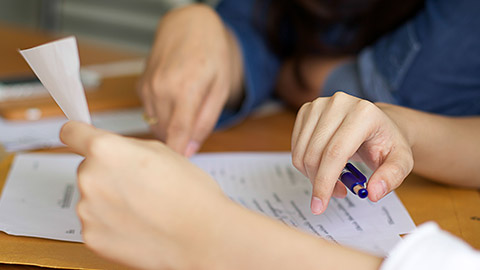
(60, 121, 228, 270)
(291, 92, 414, 215)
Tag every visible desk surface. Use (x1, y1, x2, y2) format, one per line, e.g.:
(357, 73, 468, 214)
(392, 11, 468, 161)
(0, 24, 479, 270)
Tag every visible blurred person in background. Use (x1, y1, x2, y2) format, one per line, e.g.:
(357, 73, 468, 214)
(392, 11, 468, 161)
(138, 0, 480, 158)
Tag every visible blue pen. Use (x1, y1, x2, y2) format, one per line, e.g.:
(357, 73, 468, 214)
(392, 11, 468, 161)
(339, 162, 368, 199)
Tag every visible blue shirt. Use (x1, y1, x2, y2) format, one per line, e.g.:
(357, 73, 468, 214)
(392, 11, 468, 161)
(216, 0, 480, 128)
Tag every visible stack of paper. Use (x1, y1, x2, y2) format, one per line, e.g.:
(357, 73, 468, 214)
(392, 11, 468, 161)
(0, 152, 415, 257)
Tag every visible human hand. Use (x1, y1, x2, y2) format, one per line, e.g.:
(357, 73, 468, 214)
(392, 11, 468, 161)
(291, 92, 413, 214)
(60, 121, 229, 270)
(138, 4, 243, 157)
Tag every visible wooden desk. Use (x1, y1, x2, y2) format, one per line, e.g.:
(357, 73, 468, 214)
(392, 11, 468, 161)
(0, 25, 479, 269)
(0, 23, 142, 120)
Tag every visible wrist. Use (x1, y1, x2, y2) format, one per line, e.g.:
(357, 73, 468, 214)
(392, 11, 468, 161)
(375, 102, 417, 149)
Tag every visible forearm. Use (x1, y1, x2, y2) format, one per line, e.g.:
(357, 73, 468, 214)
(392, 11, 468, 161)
(205, 200, 382, 270)
(378, 103, 480, 187)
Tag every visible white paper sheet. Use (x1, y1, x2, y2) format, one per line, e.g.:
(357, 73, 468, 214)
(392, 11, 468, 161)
(0, 152, 415, 256)
(0, 154, 83, 242)
(191, 153, 416, 256)
(19, 36, 91, 124)
(0, 108, 149, 152)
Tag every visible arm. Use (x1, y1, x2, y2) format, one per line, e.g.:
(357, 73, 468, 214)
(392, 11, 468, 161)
(378, 103, 480, 188)
(215, 0, 281, 127)
(138, 4, 244, 157)
(60, 121, 382, 270)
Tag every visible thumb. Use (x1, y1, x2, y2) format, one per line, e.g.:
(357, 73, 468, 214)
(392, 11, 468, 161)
(60, 121, 113, 157)
(367, 152, 413, 202)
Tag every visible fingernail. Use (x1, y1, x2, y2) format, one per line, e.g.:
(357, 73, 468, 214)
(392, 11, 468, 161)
(184, 141, 200, 158)
(311, 197, 324, 215)
(373, 180, 388, 201)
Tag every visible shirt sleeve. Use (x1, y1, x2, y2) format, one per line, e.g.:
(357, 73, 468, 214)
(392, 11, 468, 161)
(215, 0, 281, 128)
(380, 222, 480, 270)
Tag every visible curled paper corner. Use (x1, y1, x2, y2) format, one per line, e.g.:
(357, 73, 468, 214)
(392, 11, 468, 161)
(18, 36, 92, 124)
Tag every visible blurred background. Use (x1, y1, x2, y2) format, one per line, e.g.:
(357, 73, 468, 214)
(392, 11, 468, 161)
(0, 0, 219, 53)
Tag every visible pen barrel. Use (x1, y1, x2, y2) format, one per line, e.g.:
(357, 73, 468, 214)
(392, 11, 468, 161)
(339, 172, 363, 193)
(340, 163, 368, 198)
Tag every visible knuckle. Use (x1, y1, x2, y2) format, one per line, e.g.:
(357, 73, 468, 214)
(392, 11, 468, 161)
(355, 99, 376, 115)
(329, 91, 350, 106)
(311, 97, 324, 106)
(314, 173, 330, 187)
(298, 102, 311, 113)
(332, 91, 348, 100)
(166, 121, 189, 138)
(76, 201, 89, 221)
(324, 143, 343, 161)
(303, 154, 319, 174)
(86, 133, 116, 157)
(77, 170, 96, 197)
(388, 165, 408, 188)
(291, 153, 304, 172)
(150, 79, 169, 100)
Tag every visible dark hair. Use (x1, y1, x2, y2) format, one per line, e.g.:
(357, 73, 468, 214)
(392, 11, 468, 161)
(258, 0, 425, 86)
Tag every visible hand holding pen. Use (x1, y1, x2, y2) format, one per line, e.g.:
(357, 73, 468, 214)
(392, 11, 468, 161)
(291, 92, 414, 215)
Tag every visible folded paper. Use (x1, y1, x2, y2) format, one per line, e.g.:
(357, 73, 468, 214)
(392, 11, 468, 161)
(19, 36, 91, 123)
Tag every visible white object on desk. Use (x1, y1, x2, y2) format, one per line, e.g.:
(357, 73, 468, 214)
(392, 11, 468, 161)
(0, 108, 150, 152)
(0, 154, 83, 242)
(0, 58, 146, 102)
(0, 69, 100, 102)
(0, 152, 416, 256)
(19, 36, 91, 123)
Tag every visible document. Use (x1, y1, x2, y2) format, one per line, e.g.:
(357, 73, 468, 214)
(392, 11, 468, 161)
(0, 154, 83, 242)
(19, 36, 91, 123)
(0, 152, 415, 256)
(0, 108, 149, 152)
(191, 153, 416, 256)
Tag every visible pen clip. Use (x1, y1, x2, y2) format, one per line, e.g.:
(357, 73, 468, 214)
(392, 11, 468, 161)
(345, 163, 367, 183)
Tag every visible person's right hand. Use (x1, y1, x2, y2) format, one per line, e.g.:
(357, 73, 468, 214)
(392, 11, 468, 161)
(60, 121, 231, 269)
(291, 92, 414, 214)
(138, 4, 243, 157)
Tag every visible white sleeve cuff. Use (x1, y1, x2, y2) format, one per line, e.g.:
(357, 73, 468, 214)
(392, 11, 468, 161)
(380, 222, 480, 270)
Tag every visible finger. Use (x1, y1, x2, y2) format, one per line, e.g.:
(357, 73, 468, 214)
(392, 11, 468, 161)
(367, 148, 413, 202)
(302, 97, 353, 183)
(165, 79, 209, 155)
(60, 121, 112, 157)
(76, 159, 88, 197)
(332, 181, 347, 198)
(188, 78, 229, 157)
(291, 102, 309, 151)
(291, 99, 327, 178)
(137, 74, 157, 121)
(150, 89, 173, 141)
(140, 75, 173, 141)
(311, 105, 373, 214)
